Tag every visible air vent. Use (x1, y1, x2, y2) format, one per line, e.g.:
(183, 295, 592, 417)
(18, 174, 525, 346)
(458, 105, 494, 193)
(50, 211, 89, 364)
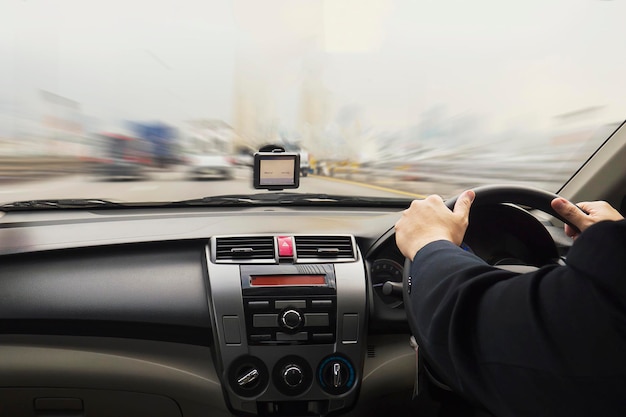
(215, 236, 275, 262)
(367, 345, 377, 358)
(294, 235, 355, 261)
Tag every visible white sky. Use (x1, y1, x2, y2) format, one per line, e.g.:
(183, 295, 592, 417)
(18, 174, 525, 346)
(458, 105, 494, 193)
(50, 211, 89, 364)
(2, 0, 626, 139)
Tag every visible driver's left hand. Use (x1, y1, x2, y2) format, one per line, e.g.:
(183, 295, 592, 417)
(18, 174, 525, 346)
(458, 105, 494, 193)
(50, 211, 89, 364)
(395, 190, 475, 261)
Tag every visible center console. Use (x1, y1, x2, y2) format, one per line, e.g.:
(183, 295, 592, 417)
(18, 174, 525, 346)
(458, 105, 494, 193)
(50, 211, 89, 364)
(206, 235, 367, 416)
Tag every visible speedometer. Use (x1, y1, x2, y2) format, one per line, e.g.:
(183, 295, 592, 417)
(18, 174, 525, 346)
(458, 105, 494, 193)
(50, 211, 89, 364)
(371, 259, 404, 308)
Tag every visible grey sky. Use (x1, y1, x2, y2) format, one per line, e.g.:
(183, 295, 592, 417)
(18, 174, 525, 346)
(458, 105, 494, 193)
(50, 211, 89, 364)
(2, 0, 626, 138)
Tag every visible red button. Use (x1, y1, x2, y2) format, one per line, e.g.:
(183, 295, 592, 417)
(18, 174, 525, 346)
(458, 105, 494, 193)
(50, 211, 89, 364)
(278, 236, 294, 257)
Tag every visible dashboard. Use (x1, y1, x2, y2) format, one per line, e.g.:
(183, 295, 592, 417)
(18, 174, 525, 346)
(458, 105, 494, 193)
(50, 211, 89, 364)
(0, 203, 564, 417)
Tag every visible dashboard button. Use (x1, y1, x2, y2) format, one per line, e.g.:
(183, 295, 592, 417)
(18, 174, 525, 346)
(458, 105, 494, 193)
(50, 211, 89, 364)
(275, 300, 306, 309)
(304, 313, 329, 327)
(249, 334, 272, 342)
(342, 314, 359, 343)
(276, 332, 308, 341)
(278, 236, 294, 257)
(311, 299, 333, 308)
(311, 333, 334, 343)
(247, 300, 270, 310)
(253, 314, 278, 328)
(222, 316, 241, 344)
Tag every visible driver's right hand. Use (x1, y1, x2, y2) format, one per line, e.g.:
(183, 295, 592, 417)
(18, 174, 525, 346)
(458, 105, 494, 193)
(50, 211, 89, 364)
(395, 190, 475, 261)
(551, 198, 624, 239)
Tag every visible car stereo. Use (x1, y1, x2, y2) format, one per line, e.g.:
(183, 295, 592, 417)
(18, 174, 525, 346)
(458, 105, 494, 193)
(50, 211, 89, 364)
(240, 264, 337, 346)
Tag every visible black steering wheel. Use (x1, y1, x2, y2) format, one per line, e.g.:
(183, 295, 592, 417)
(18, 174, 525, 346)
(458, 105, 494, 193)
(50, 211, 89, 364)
(403, 184, 572, 410)
(444, 184, 574, 228)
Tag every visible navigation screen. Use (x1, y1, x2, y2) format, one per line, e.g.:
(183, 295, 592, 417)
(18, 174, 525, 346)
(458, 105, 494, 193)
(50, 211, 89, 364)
(259, 158, 296, 185)
(253, 152, 300, 189)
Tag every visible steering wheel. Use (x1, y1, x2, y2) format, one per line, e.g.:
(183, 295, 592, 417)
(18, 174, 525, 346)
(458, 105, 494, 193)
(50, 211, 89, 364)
(403, 185, 572, 406)
(444, 184, 575, 228)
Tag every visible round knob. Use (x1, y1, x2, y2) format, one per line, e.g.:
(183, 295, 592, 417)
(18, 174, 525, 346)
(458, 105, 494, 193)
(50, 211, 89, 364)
(280, 309, 302, 330)
(282, 364, 304, 388)
(228, 356, 268, 397)
(236, 367, 260, 388)
(328, 361, 346, 388)
(272, 355, 311, 396)
(318, 356, 355, 395)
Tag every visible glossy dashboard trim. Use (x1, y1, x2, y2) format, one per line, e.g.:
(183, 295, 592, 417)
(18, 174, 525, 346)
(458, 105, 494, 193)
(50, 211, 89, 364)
(0, 242, 210, 328)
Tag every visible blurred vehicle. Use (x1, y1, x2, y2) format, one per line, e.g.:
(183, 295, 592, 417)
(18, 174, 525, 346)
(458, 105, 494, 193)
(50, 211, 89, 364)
(89, 133, 151, 180)
(299, 149, 311, 177)
(131, 122, 179, 169)
(282, 144, 312, 177)
(233, 151, 254, 167)
(185, 153, 235, 180)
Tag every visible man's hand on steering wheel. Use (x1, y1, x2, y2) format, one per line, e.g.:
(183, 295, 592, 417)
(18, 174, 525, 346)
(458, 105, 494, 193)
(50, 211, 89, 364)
(395, 190, 475, 261)
(551, 198, 624, 239)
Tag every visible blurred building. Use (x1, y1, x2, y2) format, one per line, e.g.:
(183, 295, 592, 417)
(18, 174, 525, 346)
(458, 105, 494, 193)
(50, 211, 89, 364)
(40, 90, 86, 157)
(182, 119, 241, 155)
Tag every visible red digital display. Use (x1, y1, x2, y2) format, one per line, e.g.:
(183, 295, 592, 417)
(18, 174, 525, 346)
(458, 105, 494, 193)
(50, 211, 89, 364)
(250, 275, 326, 286)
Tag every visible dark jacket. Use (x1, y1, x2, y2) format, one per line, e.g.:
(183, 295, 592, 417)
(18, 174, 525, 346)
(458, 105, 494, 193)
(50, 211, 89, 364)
(406, 220, 626, 417)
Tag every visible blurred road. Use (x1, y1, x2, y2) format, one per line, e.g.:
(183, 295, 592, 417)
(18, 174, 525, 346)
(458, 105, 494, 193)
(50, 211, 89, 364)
(0, 167, 419, 205)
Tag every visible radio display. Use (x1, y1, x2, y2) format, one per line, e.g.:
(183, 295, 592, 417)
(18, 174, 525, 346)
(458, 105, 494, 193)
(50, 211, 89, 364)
(250, 275, 326, 286)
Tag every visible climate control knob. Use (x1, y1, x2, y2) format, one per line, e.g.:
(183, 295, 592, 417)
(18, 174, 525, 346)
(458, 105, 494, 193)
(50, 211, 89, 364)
(282, 364, 304, 388)
(227, 355, 268, 397)
(280, 309, 303, 330)
(318, 355, 356, 395)
(272, 356, 311, 396)
(237, 367, 260, 388)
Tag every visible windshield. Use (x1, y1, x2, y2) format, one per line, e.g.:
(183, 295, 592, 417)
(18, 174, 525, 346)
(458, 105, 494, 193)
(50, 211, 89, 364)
(1, 0, 624, 205)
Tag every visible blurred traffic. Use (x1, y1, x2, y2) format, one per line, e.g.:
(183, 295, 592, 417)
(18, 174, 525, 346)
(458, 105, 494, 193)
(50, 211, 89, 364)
(0, 120, 611, 202)
(0, 102, 614, 199)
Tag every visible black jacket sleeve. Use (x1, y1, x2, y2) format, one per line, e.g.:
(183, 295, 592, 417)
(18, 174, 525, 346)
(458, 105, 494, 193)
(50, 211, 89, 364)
(405, 220, 626, 417)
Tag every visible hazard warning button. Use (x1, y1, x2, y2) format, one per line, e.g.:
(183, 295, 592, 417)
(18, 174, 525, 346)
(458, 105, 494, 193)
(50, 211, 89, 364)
(277, 236, 294, 257)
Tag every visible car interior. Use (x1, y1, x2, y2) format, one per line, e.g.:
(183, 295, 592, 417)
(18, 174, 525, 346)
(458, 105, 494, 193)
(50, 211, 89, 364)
(3, 1, 626, 416)
(0, 119, 624, 417)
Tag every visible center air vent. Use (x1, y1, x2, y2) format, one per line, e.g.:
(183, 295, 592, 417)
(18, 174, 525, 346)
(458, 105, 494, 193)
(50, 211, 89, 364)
(294, 236, 356, 261)
(215, 236, 275, 262)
